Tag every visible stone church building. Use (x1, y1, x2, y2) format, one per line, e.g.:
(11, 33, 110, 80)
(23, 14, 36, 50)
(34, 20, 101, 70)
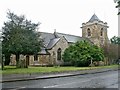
(10, 14, 109, 66)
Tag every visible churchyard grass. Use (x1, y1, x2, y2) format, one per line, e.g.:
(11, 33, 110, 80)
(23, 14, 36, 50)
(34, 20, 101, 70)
(2, 65, 118, 75)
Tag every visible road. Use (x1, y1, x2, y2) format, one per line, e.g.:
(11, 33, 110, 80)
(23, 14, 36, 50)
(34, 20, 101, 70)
(2, 70, 119, 89)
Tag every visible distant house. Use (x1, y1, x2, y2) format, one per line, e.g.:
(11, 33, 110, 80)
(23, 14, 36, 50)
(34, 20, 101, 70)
(10, 14, 109, 66)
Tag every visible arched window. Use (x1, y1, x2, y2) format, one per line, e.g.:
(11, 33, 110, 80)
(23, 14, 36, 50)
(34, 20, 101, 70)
(57, 48, 62, 60)
(101, 28, 103, 36)
(87, 28, 91, 36)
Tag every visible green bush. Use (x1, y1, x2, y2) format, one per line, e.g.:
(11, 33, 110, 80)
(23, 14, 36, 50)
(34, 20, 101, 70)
(62, 40, 104, 67)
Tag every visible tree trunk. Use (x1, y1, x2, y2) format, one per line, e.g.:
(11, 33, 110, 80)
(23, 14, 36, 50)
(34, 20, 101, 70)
(118, 45, 120, 65)
(26, 55, 29, 68)
(5, 54, 10, 65)
(1, 55, 5, 70)
(16, 54, 20, 68)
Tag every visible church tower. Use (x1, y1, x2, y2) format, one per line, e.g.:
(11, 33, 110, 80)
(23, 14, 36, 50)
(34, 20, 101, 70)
(81, 14, 109, 46)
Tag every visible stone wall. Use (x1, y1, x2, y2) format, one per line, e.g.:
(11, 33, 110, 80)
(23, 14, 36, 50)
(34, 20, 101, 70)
(9, 54, 16, 65)
(29, 55, 34, 65)
(82, 21, 109, 46)
(48, 36, 69, 65)
(9, 54, 51, 66)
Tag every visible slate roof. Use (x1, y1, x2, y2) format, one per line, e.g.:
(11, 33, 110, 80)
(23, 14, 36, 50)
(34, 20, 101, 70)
(38, 48, 50, 55)
(39, 32, 55, 47)
(88, 14, 101, 22)
(56, 32, 85, 43)
(47, 38, 60, 49)
(39, 32, 92, 50)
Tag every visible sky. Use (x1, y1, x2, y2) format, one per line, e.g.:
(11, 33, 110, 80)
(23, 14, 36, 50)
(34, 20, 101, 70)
(0, 0, 118, 39)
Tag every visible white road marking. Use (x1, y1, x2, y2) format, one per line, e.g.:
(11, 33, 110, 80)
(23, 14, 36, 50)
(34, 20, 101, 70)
(9, 87, 26, 90)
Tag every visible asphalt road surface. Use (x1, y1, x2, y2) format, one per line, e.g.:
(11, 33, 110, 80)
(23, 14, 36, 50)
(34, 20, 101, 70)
(2, 70, 119, 89)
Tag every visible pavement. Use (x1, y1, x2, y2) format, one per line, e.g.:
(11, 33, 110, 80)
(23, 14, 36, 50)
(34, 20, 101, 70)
(1, 67, 118, 83)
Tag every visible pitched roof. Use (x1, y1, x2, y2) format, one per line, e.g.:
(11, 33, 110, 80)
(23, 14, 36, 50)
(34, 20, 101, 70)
(39, 32, 92, 49)
(39, 32, 55, 47)
(88, 14, 101, 22)
(56, 32, 84, 43)
(47, 38, 60, 49)
(38, 48, 50, 55)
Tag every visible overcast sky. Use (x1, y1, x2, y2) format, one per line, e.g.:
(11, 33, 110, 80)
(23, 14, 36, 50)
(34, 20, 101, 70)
(0, 0, 118, 39)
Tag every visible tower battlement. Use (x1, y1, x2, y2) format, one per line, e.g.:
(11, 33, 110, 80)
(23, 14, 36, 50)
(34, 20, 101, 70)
(81, 14, 109, 46)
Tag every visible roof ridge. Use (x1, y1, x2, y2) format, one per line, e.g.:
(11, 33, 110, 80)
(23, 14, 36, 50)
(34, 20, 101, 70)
(39, 31, 53, 34)
(50, 37, 60, 40)
(39, 31, 83, 38)
(56, 32, 82, 38)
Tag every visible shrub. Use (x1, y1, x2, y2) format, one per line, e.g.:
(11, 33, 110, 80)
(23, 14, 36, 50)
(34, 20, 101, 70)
(62, 40, 104, 67)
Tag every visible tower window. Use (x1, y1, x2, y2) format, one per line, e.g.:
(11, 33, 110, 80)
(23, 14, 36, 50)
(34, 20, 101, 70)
(87, 28, 91, 36)
(101, 28, 103, 36)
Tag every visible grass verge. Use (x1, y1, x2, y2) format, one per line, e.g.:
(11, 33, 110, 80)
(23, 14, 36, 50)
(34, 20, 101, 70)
(2, 65, 118, 75)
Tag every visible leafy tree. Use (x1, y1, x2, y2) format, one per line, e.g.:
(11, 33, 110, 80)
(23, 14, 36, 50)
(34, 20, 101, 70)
(62, 40, 104, 67)
(90, 45, 104, 62)
(110, 36, 120, 44)
(114, 0, 120, 15)
(0, 40, 1, 60)
(0, 40, 3, 69)
(110, 36, 120, 62)
(2, 11, 43, 68)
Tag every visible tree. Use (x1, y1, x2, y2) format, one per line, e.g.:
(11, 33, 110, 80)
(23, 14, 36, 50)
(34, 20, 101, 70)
(90, 45, 104, 62)
(62, 40, 104, 67)
(110, 36, 120, 44)
(110, 36, 120, 63)
(114, 0, 120, 15)
(0, 40, 3, 70)
(2, 11, 43, 68)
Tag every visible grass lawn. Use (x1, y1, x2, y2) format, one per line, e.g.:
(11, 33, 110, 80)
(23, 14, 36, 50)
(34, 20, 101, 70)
(1, 65, 118, 75)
